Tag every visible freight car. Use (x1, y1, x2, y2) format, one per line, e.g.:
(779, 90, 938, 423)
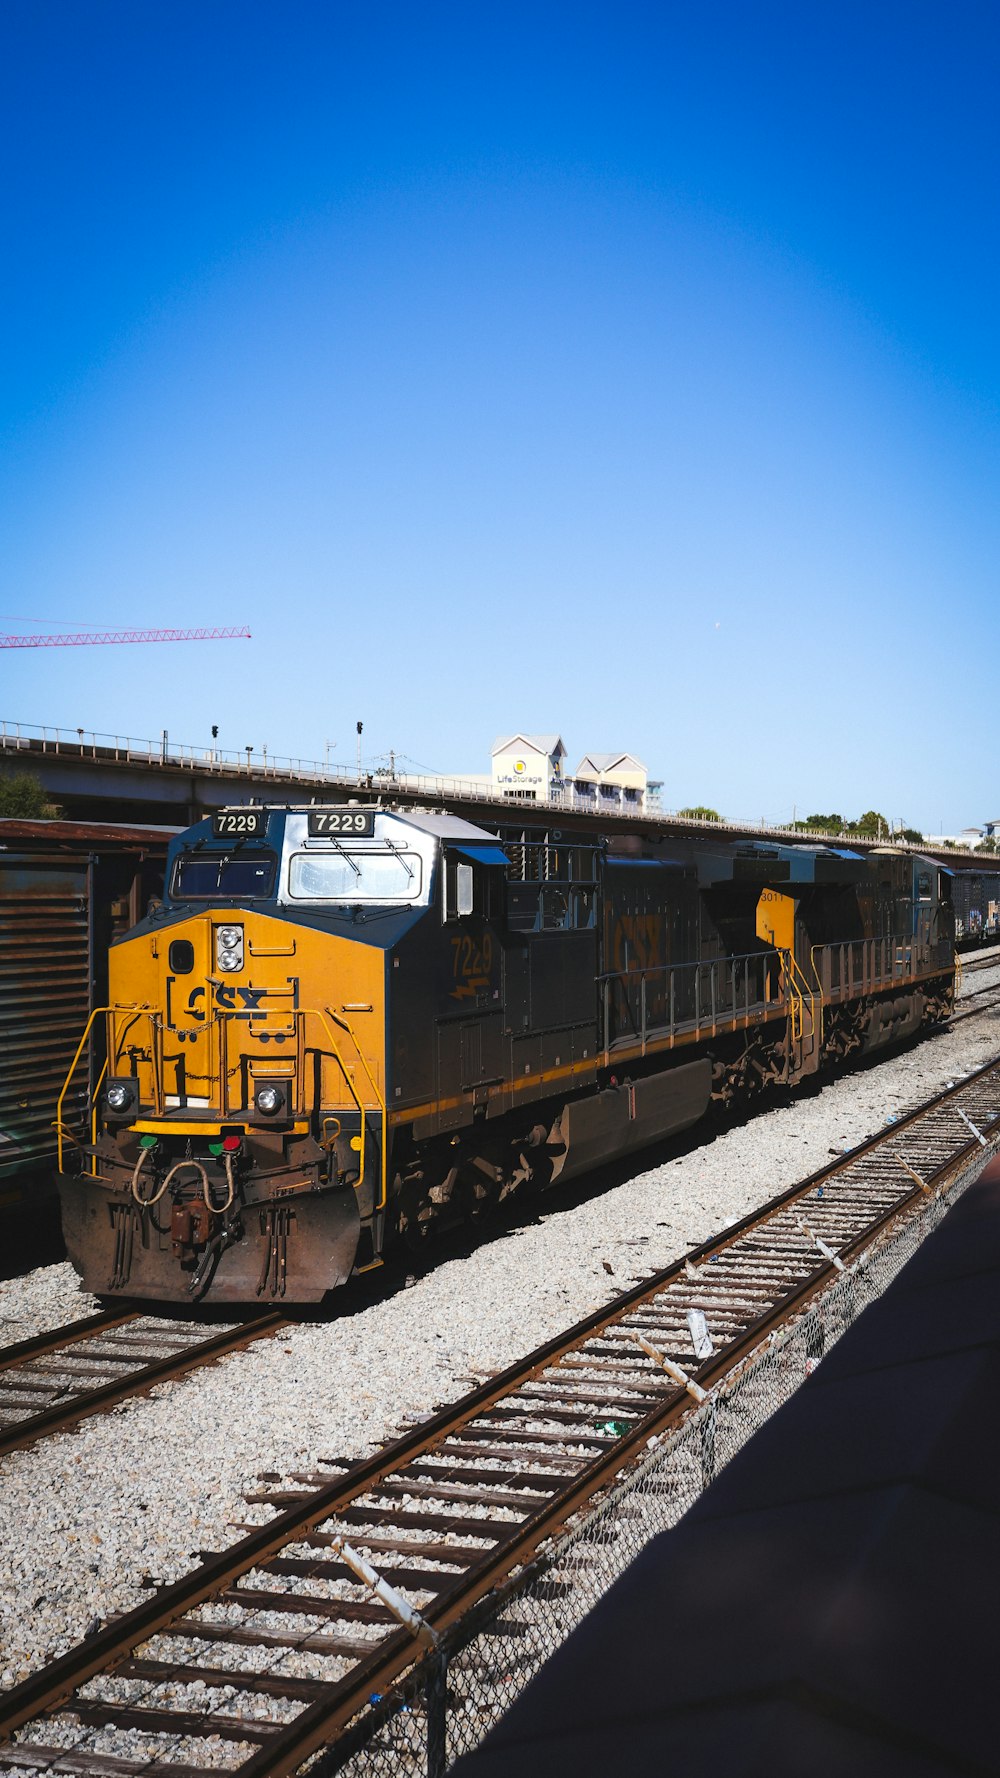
(58, 806, 955, 1304)
(950, 866, 1000, 949)
(0, 820, 171, 1212)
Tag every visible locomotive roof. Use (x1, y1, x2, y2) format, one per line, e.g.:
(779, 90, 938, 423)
(207, 804, 502, 844)
(385, 810, 503, 841)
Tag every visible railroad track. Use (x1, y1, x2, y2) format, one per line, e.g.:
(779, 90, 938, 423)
(3, 1058, 1000, 1777)
(959, 945, 1000, 967)
(950, 981, 1000, 1025)
(0, 1310, 287, 1459)
(957, 956, 1000, 988)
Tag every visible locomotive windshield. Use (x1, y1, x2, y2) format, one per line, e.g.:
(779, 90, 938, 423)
(172, 849, 278, 899)
(288, 849, 422, 902)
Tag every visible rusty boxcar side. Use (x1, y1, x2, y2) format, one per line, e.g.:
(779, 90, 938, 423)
(0, 820, 172, 1209)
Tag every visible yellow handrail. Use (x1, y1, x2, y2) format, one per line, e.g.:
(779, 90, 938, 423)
(784, 953, 804, 1042)
(56, 1005, 138, 1172)
(782, 949, 823, 1049)
(90, 1057, 109, 1160)
(313, 1007, 388, 1215)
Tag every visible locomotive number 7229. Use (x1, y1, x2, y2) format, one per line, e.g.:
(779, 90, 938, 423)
(212, 810, 265, 837)
(307, 810, 376, 836)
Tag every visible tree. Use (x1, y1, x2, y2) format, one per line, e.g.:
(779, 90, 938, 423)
(793, 813, 845, 833)
(678, 806, 721, 822)
(0, 772, 60, 818)
(978, 835, 997, 855)
(899, 827, 924, 844)
(849, 810, 890, 838)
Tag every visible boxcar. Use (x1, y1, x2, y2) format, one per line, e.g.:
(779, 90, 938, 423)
(0, 819, 172, 1211)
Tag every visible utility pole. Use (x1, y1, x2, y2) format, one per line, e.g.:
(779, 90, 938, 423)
(356, 721, 363, 780)
(324, 740, 337, 772)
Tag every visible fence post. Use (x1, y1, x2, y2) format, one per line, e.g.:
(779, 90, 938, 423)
(700, 1395, 718, 1488)
(427, 1651, 449, 1778)
(805, 1307, 825, 1367)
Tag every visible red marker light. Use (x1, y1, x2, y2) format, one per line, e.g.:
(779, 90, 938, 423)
(222, 1135, 242, 1153)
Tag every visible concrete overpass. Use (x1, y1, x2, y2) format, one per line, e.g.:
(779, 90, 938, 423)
(0, 719, 985, 864)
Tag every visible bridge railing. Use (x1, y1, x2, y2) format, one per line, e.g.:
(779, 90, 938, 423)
(0, 718, 671, 819)
(0, 716, 968, 848)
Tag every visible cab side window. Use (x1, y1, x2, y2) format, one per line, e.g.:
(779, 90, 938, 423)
(444, 856, 500, 920)
(444, 857, 474, 919)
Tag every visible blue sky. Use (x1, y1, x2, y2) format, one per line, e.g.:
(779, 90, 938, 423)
(1, 1, 997, 830)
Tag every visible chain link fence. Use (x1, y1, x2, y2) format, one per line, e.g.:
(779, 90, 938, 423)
(311, 1155, 987, 1778)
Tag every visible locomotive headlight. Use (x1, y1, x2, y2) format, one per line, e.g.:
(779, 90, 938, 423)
(215, 924, 244, 972)
(104, 1079, 138, 1119)
(254, 1084, 283, 1116)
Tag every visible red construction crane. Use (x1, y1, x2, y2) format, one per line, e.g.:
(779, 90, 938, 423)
(0, 626, 251, 649)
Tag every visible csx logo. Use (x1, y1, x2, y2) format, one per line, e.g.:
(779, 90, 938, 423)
(611, 913, 662, 973)
(164, 973, 299, 1027)
(185, 984, 267, 1019)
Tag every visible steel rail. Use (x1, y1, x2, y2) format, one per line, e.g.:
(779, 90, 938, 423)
(3, 1058, 1000, 1775)
(958, 952, 1000, 973)
(0, 1310, 288, 1459)
(949, 986, 1000, 1025)
(0, 1309, 139, 1371)
(958, 981, 1000, 1000)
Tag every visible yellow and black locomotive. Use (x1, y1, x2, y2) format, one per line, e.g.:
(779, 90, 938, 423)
(57, 805, 955, 1303)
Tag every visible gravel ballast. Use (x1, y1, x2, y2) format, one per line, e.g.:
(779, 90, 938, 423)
(2, 1003, 1000, 1697)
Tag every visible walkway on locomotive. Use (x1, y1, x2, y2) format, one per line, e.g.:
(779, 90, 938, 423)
(594, 841, 952, 1070)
